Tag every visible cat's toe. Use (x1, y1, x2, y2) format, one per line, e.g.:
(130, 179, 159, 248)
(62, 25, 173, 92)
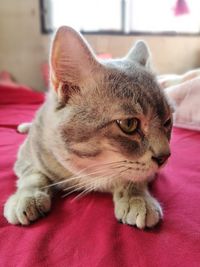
(16, 196, 39, 224)
(114, 194, 162, 229)
(114, 200, 129, 223)
(145, 198, 163, 228)
(126, 197, 146, 229)
(4, 190, 51, 225)
(4, 194, 20, 225)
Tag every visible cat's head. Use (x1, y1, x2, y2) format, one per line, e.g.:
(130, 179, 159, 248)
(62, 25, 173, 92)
(50, 26, 172, 185)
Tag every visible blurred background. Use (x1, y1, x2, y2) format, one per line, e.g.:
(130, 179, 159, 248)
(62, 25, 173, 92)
(0, 0, 200, 91)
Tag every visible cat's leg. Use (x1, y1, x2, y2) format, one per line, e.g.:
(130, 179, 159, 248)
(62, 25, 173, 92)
(113, 183, 162, 229)
(4, 173, 52, 225)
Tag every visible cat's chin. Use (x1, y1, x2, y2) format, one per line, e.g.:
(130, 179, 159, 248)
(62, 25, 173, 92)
(130, 173, 156, 183)
(124, 174, 155, 183)
(122, 167, 158, 183)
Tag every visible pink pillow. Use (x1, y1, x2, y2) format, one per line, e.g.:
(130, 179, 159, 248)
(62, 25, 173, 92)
(166, 77, 200, 131)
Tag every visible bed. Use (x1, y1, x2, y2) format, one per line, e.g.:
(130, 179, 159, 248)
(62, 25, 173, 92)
(0, 77, 200, 267)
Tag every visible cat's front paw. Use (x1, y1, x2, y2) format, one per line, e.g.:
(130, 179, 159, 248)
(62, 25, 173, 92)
(4, 189, 51, 225)
(114, 193, 162, 229)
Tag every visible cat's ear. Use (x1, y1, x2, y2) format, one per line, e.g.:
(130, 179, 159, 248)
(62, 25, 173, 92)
(126, 40, 151, 68)
(50, 26, 100, 98)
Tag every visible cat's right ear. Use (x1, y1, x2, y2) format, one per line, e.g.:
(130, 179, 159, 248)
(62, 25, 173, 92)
(126, 40, 151, 69)
(50, 26, 101, 100)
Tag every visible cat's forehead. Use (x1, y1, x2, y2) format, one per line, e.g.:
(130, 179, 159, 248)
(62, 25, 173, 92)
(101, 62, 170, 120)
(69, 60, 171, 128)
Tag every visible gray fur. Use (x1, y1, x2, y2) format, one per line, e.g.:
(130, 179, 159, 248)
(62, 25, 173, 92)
(4, 26, 172, 227)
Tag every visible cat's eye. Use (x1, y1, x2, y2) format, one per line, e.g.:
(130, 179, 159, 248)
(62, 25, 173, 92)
(116, 118, 139, 134)
(164, 118, 172, 128)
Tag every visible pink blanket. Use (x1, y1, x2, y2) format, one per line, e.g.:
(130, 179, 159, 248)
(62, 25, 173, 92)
(1, 83, 200, 266)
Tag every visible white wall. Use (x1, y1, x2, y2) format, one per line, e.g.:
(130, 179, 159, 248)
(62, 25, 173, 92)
(0, 0, 51, 90)
(0, 0, 200, 91)
(86, 34, 200, 75)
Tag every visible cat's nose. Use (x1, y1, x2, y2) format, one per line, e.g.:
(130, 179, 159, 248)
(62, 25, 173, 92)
(152, 153, 171, 166)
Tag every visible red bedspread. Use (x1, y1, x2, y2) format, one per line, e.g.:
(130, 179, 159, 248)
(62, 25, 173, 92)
(0, 84, 200, 267)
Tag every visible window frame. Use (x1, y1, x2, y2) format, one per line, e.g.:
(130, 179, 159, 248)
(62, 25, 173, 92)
(39, 0, 200, 36)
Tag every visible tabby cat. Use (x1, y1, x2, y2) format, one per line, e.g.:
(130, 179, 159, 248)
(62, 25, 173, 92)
(4, 26, 172, 229)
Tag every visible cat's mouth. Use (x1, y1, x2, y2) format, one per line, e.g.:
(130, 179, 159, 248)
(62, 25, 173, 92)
(112, 158, 156, 183)
(121, 153, 170, 182)
(151, 153, 171, 167)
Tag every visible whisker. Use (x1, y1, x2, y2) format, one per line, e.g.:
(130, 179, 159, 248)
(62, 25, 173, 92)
(110, 165, 127, 170)
(61, 186, 84, 198)
(62, 171, 115, 194)
(71, 174, 117, 201)
(42, 161, 126, 189)
(127, 180, 132, 191)
(62, 166, 125, 193)
(61, 167, 118, 186)
(119, 167, 133, 175)
(62, 172, 118, 199)
(72, 187, 93, 201)
(60, 161, 141, 200)
(61, 175, 109, 198)
(62, 180, 88, 192)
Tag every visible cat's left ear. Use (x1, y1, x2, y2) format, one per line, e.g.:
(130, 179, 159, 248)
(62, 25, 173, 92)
(126, 40, 151, 68)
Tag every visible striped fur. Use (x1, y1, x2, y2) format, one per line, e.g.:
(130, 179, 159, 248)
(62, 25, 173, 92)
(4, 26, 172, 227)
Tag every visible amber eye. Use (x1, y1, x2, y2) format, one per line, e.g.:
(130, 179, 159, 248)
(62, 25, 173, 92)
(116, 118, 139, 134)
(164, 118, 172, 128)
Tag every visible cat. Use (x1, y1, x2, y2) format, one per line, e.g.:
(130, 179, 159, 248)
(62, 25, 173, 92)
(4, 26, 172, 229)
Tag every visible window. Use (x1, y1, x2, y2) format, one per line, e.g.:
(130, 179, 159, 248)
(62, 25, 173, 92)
(40, 0, 200, 34)
(52, 0, 122, 32)
(128, 0, 200, 33)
